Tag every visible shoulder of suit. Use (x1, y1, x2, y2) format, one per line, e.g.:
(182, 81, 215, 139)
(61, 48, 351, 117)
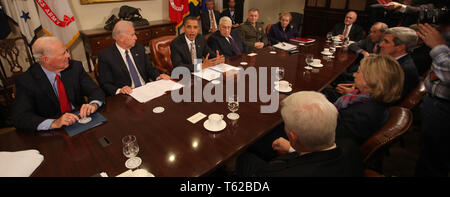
(98, 44, 117, 57)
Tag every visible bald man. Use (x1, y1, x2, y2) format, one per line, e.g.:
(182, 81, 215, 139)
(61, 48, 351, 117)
(331, 11, 363, 42)
(97, 20, 170, 96)
(12, 37, 105, 132)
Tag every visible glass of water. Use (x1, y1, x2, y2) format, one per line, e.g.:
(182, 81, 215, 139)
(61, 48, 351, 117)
(276, 67, 285, 81)
(326, 32, 332, 42)
(122, 135, 142, 170)
(227, 95, 239, 120)
(305, 54, 313, 70)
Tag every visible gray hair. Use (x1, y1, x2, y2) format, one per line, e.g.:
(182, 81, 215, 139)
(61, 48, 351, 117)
(280, 91, 338, 150)
(374, 22, 388, 32)
(112, 20, 134, 40)
(219, 16, 232, 26)
(32, 36, 61, 63)
(385, 27, 418, 52)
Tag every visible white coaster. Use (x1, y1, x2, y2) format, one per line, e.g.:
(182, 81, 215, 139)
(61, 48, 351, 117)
(247, 53, 258, 57)
(269, 51, 277, 54)
(240, 62, 248, 66)
(227, 113, 240, 120)
(125, 157, 142, 169)
(153, 106, 165, 113)
(78, 117, 92, 124)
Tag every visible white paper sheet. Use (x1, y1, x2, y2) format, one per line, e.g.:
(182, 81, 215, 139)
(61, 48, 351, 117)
(209, 63, 240, 73)
(0, 149, 44, 177)
(273, 42, 297, 51)
(192, 68, 222, 81)
(129, 80, 184, 103)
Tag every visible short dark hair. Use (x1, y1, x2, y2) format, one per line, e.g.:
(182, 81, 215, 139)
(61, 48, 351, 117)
(183, 16, 200, 27)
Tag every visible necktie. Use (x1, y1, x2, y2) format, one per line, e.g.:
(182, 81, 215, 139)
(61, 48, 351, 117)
(228, 36, 241, 56)
(190, 42, 197, 65)
(55, 75, 71, 114)
(125, 50, 142, 88)
(343, 25, 350, 38)
(210, 11, 216, 32)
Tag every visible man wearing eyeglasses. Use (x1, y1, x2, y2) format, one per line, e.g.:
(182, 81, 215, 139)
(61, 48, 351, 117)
(12, 36, 105, 132)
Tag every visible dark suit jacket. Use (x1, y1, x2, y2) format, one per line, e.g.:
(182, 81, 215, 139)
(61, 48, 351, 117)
(12, 60, 105, 132)
(201, 9, 221, 35)
(221, 8, 243, 25)
(207, 30, 248, 58)
(97, 43, 160, 96)
(237, 139, 363, 177)
(336, 101, 389, 145)
(268, 22, 300, 45)
(397, 54, 420, 100)
(170, 33, 216, 72)
(348, 36, 380, 54)
(331, 23, 363, 42)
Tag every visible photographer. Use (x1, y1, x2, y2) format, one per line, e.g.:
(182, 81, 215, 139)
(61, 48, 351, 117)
(384, 0, 448, 26)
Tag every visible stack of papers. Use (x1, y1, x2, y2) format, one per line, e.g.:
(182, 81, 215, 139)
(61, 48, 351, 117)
(192, 68, 222, 81)
(273, 42, 297, 51)
(130, 80, 184, 103)
(209, 63, 241, 73)
(290, 37, 316, 44)
(0, 149, 44, 177)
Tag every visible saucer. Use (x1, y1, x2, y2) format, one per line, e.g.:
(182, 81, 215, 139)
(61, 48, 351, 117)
(310, 63, 324, 68)
(240, 62, 248, 66)
(274, 85, 292, 93)
(125, 157, 142, 169)
(78, 117, 92, 124)
(321, 51, 333, 56)
(153, 106, 165, 113)
(204, 119, 227, 132)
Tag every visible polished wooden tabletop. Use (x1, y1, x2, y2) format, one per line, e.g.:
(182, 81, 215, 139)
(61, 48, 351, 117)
(0, 38, 357, 177)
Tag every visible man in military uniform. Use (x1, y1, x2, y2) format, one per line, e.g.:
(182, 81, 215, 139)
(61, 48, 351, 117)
(238, 8, 269, 51)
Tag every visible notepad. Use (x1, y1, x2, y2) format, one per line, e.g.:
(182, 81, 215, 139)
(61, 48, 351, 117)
(64, 112, 107, 137)
(187, 112, 207, 124)
(192, 68, 222, 81)
(290, 37, 316, 44)
(273, 42, 297, 51)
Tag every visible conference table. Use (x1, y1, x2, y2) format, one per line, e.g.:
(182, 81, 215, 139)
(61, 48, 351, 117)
(0, 37, 358, 177)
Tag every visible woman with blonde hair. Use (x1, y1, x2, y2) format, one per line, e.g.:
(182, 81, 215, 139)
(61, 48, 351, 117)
(334, 54, 404, 144)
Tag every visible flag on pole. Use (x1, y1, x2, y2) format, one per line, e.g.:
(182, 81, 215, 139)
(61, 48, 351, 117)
(169, 0, 189, 28)
(35, 0, 79, 48)
(1, 0, 41, 44)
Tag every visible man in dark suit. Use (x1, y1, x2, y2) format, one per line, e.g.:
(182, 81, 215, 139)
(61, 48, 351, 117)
(349, 22, 388, 57)
(97, 21, 170, 96)
(221, 0, 242, 28)
(380, 27, 420, 99)
(331, 11, 363, 42)
(12, 37, 105, 132)
(236, 91, 363, 177)
(208, 16, 247, 58)
(170, 16, 225, 72)
(200, 0, 220, 35)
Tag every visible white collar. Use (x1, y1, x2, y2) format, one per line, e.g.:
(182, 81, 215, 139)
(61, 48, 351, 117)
(185, 35, 195, 45)
(299, 143, 337, 156)
(115, 43, 129, 55)
(395, 53, 408, 60)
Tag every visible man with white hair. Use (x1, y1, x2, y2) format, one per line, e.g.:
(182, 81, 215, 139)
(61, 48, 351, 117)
(379, 26, 420, 99)
(208, 16, 247, 58)
(235, 91, 363, 177)
(97, 20, 170, 96)
(331, 11, 363, 41)
(12, 36, 105, 132)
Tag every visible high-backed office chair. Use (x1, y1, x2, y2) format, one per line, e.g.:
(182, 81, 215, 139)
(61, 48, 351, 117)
(360, 106, 413, 172)
(290, 12, 303, 36)
(399, 78, 426, 110)
(149, 35, 177, 73)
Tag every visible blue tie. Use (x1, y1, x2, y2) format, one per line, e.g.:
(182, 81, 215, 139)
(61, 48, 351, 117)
(125, 50, 142, 88)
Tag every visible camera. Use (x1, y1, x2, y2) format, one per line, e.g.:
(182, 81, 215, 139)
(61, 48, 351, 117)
(418, 7, 449, 25)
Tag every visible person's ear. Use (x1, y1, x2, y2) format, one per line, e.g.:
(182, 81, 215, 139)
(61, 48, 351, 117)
(287, 131, 298, 147)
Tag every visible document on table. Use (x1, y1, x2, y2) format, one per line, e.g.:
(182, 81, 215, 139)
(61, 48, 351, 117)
(192, 68, 222, 81)
(273, 42, 297, 51)
(209, 63, 241, 73)
(0, 149, 44, 177)
(129, 80, 184, 103)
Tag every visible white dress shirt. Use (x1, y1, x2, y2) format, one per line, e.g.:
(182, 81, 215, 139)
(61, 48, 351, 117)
(115, 43, 146, 95)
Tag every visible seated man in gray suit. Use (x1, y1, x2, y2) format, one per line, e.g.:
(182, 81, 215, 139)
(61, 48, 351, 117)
(97, 21, 170, 96)
(236, 91, 363, 177)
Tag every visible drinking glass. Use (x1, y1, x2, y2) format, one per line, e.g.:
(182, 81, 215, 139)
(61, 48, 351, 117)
(305, 54, 313, 69)
(122, 135, 142, 169)
(227, 95, 239, 120)
(326, 32, 332, 42)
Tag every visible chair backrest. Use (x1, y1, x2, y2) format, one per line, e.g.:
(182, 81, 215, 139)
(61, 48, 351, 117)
(149, 35, 177, 73)
(360, 106, 413, 163)
(399, 78, 426, 109)
(204, 33, 213, 43)
(266, 24, 273, 36)
(363, 169, 384, 177)
(290, 12, 303, 35)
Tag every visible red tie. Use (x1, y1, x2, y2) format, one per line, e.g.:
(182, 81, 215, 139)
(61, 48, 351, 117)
(56, 75, 71, 114)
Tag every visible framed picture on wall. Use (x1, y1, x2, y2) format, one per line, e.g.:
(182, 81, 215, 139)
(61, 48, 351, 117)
(80, 0, 146, 5)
